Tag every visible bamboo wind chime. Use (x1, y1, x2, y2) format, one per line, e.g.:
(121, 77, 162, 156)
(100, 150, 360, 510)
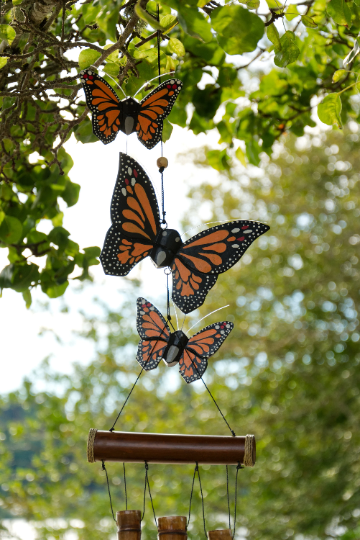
(80, 3, 270, 537)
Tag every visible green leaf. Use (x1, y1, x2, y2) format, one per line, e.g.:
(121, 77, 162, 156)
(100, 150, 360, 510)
(160, 14, 178, 31)
(267, 24, 281, 49)
(265, 0, 283, 8)
(211, 5, 264, 55)
(0, 57, 8, 69)
(274, 31, 300, 68)
(178, 8, 212, 42)
(301, 15, 318, 27)
(327, 0, 352, 26)
(239, 0, 260, 9)
(78, 49, 101, 70)
(162, 119, 173, 142)
(103, 62, 119, 77)
(168, 37, 185, 57)
(0, 216, 22, 244)
(333, 69, 347, 82)
(318, 93, 342, 128)
(0, 25, 16, 44)
(74, 118, 98, 144)
(44, 281, 69, 299)
(286, 5, 299, 20)
(236, 146, 247, 166)
(22, 289, 32, 309)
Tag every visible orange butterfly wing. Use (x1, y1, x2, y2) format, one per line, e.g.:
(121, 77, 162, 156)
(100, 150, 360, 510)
(171, 221, 270, 314)
(137, 79, 183, 149)
(100, 154, 161, 276)
(136, 297, 171, 371)
(81, 70, 123, 144)
(179, 322, 234, 383)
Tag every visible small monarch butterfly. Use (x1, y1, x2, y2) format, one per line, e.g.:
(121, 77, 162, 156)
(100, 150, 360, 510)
(100, 153, 270, 314)
(136, 298, 234, 383)
(80, 70, 183, 149)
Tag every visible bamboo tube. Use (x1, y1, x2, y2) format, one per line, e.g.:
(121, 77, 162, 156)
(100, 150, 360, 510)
(208, 529, 233, 540)
(117, 510, 141, 540)
(157, 516, 187, 540)
(87, 430, 256, 467)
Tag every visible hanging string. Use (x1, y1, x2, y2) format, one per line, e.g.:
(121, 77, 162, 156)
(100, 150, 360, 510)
(108, 365, 145, 432)
(102, 461, 117, 524)
(188, 358, 236, 437)
(123, 463, 128, 510)
(226, 465, 231, 531)
(157, 5, 161, 87)
(187, 463, 207, 539)
(108, 322, 170, 432)
(232, 463, 243, 538)
(142, 462, 158, 526)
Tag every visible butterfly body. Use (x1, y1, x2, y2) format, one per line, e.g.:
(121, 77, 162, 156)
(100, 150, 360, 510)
(152, 329, 189, 367)
(81, 70, 183, 148)
(117, 96, 141, 135)
(150, 228, 183, 268)
(101, 153, 270, 314)
(136, 298, 234, 383)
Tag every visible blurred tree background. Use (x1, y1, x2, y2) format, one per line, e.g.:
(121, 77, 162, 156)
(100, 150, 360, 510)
(1, 127, 359, 540)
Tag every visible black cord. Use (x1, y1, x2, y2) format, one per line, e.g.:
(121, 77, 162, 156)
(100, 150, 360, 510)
(109, 366, 145, 432)
(188, 357, 236, 437)
(226, 465, 231, 530)
(142, 462, 157, 526)
(108, 323, 170, 432)
(123, 463, 128, 510)
(102, 461, 117, 524)
(157, 4, 161, 87)
(233, 463, 243, 538)
(188, 463, 198, 525)
(187, 463, 207, 539)
(197, 465, 207, 539)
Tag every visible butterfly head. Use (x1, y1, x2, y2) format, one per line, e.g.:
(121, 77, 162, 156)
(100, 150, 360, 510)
(163, 330, 189, 367)
(151, 228, 183, 269)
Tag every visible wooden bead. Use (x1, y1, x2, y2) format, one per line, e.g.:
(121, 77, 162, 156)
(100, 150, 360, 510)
(157, 157, 168, 169)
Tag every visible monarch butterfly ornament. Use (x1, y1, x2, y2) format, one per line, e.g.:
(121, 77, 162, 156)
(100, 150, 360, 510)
(80, 70, 183, 149)
(136, 298, 234, 383)
(100, 154, 270, 314)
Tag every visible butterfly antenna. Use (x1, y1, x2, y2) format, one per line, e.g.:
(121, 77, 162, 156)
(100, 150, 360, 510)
(133, 72, 177, 98)
(171, 299, 179, 330)
(181, 314, 187, 332)
(187, 305, 230, 333)
(183, 221, 231, 239)
(89, 64, 126, 98)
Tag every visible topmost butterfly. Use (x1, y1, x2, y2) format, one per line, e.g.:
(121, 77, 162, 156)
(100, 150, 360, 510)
(80, 70, 183, 149)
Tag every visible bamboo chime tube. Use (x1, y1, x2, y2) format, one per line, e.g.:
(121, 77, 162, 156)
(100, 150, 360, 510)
(208, 530, 233, 540)
(157, 516, 187, 540)
(117, 510, 141, 540)
(87, 430, 256, 466)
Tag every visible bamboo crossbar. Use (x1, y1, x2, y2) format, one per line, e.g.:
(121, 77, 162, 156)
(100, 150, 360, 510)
(87, 429, 256, 466)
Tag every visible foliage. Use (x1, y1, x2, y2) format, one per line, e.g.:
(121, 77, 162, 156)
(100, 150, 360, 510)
(1, 130, 359, 539)
(2, 0, 360, 299)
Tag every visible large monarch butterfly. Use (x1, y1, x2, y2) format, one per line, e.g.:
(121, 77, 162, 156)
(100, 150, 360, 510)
(136, 298, 234, 383)
(100, 153, 270, 314)
(80, 70, 182, 149)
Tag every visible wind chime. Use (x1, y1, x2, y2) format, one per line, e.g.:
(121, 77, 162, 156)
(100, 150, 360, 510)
(80, 5, 270, 537)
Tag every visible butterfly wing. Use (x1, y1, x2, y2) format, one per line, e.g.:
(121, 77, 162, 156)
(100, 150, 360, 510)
(172, 220, 270, 314)
(137, 79, 183, 149)
(81, 69, 122, 144)
(179, 321, 234, 384)
(136, 297, 170, 371)
(100, 153, 161, 276)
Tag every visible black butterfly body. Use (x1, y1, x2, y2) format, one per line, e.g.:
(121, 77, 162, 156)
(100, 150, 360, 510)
(100, 153, 270, 314)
